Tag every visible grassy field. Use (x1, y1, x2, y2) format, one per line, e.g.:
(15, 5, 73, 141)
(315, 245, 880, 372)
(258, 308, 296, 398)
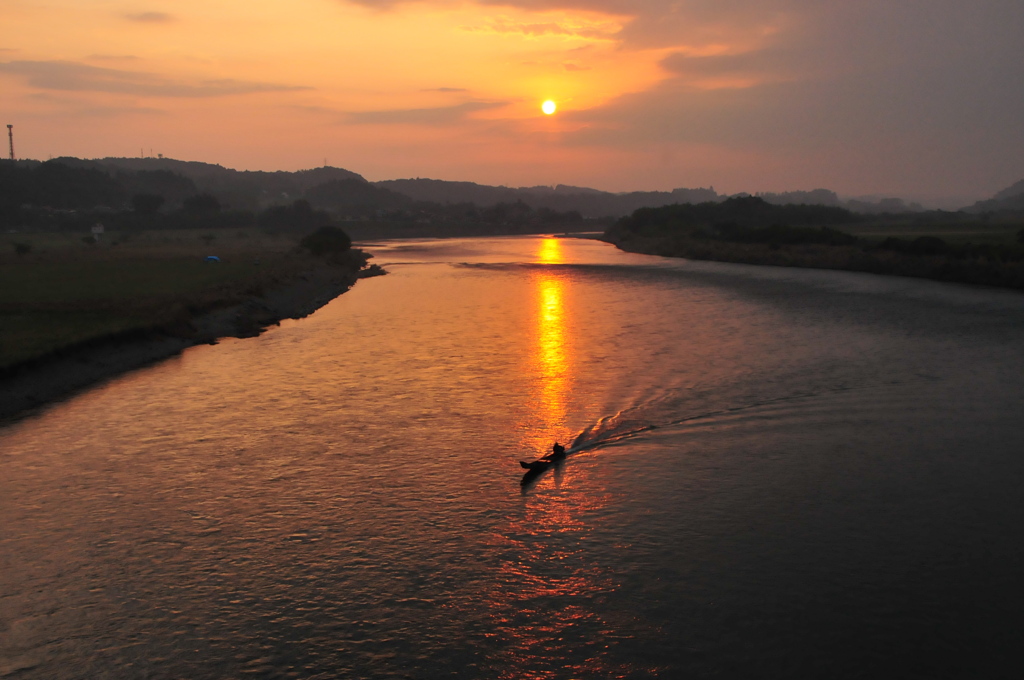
(1, 228, 331, 370)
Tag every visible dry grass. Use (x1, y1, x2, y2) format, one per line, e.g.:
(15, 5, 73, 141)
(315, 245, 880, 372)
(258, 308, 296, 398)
(1, 227, 329, 370)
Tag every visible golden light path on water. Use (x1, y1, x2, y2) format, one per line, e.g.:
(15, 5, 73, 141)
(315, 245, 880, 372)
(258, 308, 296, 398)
(531, 237, 571, 450)
(484, 237, 631, 679)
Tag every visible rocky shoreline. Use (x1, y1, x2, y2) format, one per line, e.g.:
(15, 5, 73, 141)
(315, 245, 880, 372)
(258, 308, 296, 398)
(0, 260, 385, 424)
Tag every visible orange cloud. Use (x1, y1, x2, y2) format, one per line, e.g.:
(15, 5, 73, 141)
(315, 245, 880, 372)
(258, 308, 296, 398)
(124, 12, 175, 23)
(345, 100, 509, 125)
(465, 16, 620, 40)
(0, 60, 309, 97)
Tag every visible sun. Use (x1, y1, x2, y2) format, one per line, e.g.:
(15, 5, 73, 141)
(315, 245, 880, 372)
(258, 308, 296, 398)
(541, 100, 557, 115)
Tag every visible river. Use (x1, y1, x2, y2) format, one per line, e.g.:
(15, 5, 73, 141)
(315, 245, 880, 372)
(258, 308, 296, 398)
(2, 235, 1024, 678)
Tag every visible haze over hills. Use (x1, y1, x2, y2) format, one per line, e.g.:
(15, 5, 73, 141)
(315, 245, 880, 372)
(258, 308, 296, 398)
(40, 157, 366, 212)
(375, 179, 947, 217)
(375, 178, 719, 218)
(967, 180, 1024, 213)
(3, 156, 1023, 221)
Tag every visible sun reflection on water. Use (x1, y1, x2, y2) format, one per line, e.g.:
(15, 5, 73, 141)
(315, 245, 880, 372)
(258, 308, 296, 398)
(536, 276, 568, 431)
(525, 237, 573, 453)
(474, 237, 636, 676)
(537, 236, 563, 264)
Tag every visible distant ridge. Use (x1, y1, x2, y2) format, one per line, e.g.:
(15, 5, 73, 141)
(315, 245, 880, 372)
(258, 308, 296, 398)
(375, 178, 719, 218)
(23, 156, 959, 217)
(53, 156, 363, 184)
(375, 179, 932, 218)
(994, 179, 1024, 201)
(53, 157, 367, 210)
(966, 179, 1024, 213)
(962, 179, 1024, 214)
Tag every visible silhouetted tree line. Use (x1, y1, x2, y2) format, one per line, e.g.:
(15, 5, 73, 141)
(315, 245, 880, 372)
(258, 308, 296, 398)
(605, 197, 1024, 289)
(1, 159, 586, 236)
(463, 200, 583, 227)
(258, 199, 331, 231)
(305, 178, 409, 213)
(332, 200, 588, 240)
(0, 160, 123, 215)
(25, 156, 368, 212)
(608, 198, 1024, 261)
(610, 196, 859, 241)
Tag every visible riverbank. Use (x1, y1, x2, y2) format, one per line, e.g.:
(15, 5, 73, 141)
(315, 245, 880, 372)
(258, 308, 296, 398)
(0, 252, 384, 423)
(602, 197, 1024, 294)
(606, 233, 1024, 290)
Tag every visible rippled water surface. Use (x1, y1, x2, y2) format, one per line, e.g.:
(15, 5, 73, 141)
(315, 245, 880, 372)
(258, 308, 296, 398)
(3, 236, 1024, 678)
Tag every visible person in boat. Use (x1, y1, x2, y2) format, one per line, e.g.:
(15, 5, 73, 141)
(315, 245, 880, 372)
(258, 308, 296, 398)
(521, 443, 567, 471)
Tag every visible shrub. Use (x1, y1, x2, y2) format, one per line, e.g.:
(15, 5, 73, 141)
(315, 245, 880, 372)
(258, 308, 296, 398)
(300, 225, 352, 256)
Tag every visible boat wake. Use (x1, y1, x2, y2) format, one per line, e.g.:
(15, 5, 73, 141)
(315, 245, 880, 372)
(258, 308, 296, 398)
(564, 377, 917, 457)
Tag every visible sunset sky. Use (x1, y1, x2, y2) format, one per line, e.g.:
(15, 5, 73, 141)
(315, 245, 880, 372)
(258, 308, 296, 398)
(2, 0, 1022, 202)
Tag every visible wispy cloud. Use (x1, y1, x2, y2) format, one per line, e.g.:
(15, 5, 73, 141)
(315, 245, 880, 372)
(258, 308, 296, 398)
(28, 92, 167, 117)
(657, 49, 797, 88)
(87, 54, 141, 62)
(331, 0, 400, 8)
(345, 100, 508, 125)
(124, 12, 174, 23)
(76, 104, 166, 117)
(464, 16, 620, 40)
(563, 62, 590, 71)
(0, 60, 310, 97)
(423, 87, 469, 93)
(661, 51, 765, 76)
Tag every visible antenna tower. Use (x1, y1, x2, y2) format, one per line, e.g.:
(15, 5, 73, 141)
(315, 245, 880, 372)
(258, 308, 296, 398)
(6, 125, 13, 161)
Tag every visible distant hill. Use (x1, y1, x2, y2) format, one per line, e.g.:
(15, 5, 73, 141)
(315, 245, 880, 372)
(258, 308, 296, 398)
(0, 158, 126, 212)
(1, 157, 389, 229)
(1, 158, 590, 235)
(84, 158, 365, 211)
(377, 179, 931, 218)
(993, 179, 1024, 201)
(375, 178, 720, 218)
(966, 179, 1024, 213)
(304, 178, 409, 213)
(8, 155, 946, 222)
(756, 189, 841, 207)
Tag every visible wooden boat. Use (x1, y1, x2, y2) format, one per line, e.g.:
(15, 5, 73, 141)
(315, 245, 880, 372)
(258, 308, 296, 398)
(519, 444, 568, 485)
(520, 463, 549, 486)
(520, 455, 567, 486)
(520, 459, 552, 472)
